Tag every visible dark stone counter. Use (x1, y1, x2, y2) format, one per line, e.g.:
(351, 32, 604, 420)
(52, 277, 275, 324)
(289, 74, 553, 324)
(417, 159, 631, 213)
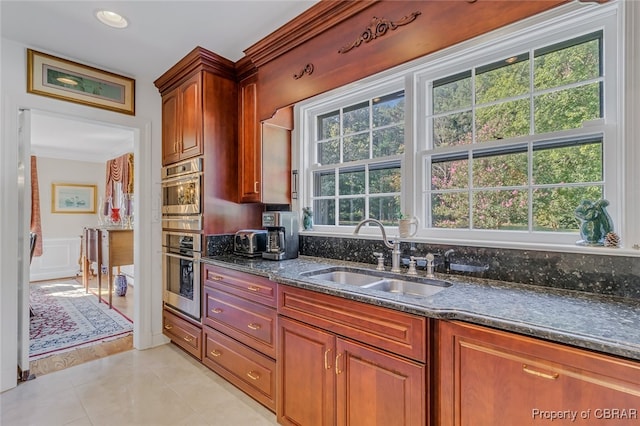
(202, 254, 640, 362)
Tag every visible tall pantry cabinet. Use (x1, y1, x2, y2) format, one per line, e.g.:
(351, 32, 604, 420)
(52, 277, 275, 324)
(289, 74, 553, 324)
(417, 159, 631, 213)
(154, 46, 262, 235)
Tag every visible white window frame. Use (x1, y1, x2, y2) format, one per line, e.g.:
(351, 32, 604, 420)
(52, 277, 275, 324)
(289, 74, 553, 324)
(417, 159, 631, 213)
(294, 0, 638, 254)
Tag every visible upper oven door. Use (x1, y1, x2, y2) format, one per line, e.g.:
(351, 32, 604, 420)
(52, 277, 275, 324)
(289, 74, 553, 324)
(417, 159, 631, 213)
(161, 173, 201, 215)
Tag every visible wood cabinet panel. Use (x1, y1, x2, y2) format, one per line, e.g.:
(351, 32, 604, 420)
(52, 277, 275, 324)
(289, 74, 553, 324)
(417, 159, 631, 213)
(336, 338, 426, 426)
(279, 285, 427, 362)
(203, 264, 276, 308)
(278, 316, 336, 426)
(253, 0, 567, 120)
(204, 326, 276, 411)
(436, 321, 640, 426)
(163, 307, 202, 360)
(160, 73, 203, 166)
(238, 73, 261, 203)
(203, 287, 277, 358)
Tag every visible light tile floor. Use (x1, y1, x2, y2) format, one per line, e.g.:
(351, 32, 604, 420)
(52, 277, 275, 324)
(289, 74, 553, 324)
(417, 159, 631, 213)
(2, 344, 279, 426)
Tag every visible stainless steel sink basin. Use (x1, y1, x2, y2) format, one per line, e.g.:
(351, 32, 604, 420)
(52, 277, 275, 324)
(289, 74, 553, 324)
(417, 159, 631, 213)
(307, 270, 383, 286)
(363, 279, 447, 297)
(301, 267, 451, 297)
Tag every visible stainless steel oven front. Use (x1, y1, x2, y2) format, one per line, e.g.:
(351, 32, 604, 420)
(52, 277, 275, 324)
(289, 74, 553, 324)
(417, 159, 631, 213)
(161, 157, 202, 216)
(162, 231, 202, 320)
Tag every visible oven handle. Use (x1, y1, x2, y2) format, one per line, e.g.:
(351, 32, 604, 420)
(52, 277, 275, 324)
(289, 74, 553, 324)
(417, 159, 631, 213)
(161, 173, 202, 186)
(163, 251, 201, 262)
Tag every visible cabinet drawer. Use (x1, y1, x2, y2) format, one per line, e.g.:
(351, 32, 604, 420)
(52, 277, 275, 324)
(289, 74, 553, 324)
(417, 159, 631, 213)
(163, 308, 202, 360)
(203, 287, 277, 358)
(204, 264, 277, 307)
(279, 285, 427, 363)
(204, 326, 276, 411)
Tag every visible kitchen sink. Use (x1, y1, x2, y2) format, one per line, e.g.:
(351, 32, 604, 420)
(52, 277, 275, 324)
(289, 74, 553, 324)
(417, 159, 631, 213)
(363, 279, 447, 298)
(301, 266, 451, 297)
(304, 270, 383, 286)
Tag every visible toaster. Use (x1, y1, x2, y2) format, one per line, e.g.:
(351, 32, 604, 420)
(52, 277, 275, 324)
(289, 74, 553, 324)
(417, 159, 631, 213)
(234, 230, 267, 257)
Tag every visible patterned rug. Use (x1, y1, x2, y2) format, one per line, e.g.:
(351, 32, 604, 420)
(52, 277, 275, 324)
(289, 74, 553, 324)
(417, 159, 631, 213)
(29, 281, 133, 360)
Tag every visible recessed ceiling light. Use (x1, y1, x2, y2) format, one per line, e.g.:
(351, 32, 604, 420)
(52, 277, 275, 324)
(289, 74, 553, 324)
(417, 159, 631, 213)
(95, 10, 128, 29)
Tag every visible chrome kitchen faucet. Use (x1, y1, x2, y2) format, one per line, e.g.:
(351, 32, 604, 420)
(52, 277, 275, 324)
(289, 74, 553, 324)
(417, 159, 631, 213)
(353, 218, 402, 273)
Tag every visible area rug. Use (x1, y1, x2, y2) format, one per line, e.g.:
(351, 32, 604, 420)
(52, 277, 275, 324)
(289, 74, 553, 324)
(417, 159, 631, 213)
(29, 281, 133, 360)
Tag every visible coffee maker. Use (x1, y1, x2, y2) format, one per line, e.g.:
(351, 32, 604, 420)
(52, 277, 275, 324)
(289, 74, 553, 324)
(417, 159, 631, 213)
(262, 211, 299, 260)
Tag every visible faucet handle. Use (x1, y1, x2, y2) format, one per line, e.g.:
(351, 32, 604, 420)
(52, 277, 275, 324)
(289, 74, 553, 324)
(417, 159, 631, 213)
(407, 256, 418, 275)
(373, 252, 385, 271)
(425, 253, 435, 279)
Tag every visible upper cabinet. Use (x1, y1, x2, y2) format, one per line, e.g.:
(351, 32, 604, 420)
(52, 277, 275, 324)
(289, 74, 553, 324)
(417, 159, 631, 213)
(155, 47, 263, 234)
(238, 68, 292, 205)
(161, 73, 203, 166)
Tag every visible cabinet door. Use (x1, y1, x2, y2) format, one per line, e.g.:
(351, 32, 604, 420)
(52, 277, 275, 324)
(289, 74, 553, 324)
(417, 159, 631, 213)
(336, 338, 426, 426)
(161, 89, 180, 165)
(238, 74, 261, 203)
(178, 73, 203, 159)
(437, 321, 640, 426)
(278, 316, 335, 426)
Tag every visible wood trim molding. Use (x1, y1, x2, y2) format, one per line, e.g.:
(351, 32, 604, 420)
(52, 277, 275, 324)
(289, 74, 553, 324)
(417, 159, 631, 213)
(292, 63, 314, 80)
(154, 46, 236, 94)
(337, 11, 421, 54)
(244, 0, 377, 68)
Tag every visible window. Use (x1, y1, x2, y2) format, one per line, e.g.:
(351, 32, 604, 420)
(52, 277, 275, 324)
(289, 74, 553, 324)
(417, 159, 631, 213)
(298, 2, 626, 249)
(310, 91, 405, 226)
(426, 32, 605, 234)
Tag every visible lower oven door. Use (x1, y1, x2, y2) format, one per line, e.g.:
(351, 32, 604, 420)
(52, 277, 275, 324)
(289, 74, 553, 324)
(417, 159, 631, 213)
(162, 250, 201, 321)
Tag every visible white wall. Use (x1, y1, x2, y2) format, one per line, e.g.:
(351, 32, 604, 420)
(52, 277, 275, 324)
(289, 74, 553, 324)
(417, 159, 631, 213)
(29, 157, 105, 281)
(1, 37, 166, 391)
(37, 157, 106, 238)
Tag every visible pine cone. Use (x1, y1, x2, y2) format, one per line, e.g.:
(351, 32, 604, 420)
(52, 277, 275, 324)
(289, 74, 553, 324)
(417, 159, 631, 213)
(604, 232, 620, 248)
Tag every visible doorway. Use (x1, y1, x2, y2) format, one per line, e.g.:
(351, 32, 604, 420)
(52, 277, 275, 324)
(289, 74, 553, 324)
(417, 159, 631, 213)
(18, 108, 148, 378)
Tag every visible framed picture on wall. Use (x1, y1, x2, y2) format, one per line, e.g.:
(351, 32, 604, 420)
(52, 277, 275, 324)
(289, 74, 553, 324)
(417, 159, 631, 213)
(51, 183, 97, 214)
(27, 49, 135, 115)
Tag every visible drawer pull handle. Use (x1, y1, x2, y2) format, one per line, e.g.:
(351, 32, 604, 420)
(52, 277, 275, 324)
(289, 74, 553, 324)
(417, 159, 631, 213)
(335, 353, 343, 375)
(247, 285, 260, 292)
(183, 335, 193, 342)
(324, 348, 332, 370)
(247, 371, 260, 381)
(211, 275, 224, 281)
(164, 324, 173, 330)
(254, 181, 260, 193)
(211, 308, 223, 314)
(248, 323, 261, 330)
(210, 349, 222, 357)
(522, 364, 559, 380)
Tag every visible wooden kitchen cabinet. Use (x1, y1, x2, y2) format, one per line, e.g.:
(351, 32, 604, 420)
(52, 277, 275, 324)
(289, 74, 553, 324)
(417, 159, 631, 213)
(237, 70, 292, 204)
(436, 320, 640, 426)
(163, 307, 202, 360)
(161, 73, 203, 166)
(278, 285, 427, 426)
(201, 264, 277, 411)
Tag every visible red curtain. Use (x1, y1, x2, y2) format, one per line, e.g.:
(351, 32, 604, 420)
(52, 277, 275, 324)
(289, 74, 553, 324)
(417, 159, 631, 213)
(30, 156, 43, 257)
(105, 153, 133, 197)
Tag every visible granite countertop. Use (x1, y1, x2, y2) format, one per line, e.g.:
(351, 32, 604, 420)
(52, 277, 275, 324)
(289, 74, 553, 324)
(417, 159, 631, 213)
(202, 254, 640, 362)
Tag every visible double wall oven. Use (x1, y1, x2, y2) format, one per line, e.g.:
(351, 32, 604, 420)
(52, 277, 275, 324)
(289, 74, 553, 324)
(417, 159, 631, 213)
(161, 157, 203, 320)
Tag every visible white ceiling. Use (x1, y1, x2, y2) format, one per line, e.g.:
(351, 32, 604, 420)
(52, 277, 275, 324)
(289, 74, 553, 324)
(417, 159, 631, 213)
(1, 0, 319, 162)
